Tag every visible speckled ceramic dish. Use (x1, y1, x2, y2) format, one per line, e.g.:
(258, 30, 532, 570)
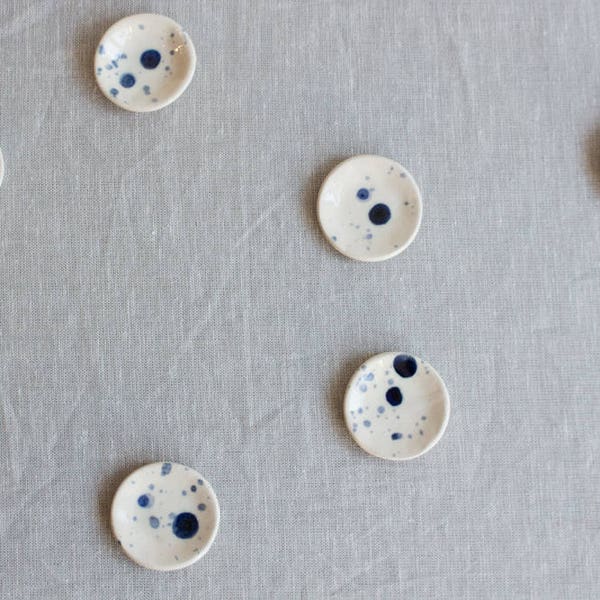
(344, 353, 450, 460)
(95, 14, 196, 112)
(318, 155, 422, 261)
(111, 462, 219, 570)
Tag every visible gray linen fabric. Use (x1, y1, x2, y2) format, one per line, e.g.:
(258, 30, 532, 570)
(1, 1, 599, 598)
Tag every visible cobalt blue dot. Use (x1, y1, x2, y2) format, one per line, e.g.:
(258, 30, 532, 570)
(110, 88, 118, 97)
(363, 420, 371, 427)
(393, 355, 418, 378)
(161, 462, 172, 476)
(137, 494, 151, 508)
(359, 384, 367, 392)
(140, 49, 161, 69)
(391, 432, 402, 440)
(377, 406, 385, 414)
(386, 387, 403, 407)
(172, 512, 199, 539)
(369, 203, 391, 225)
(356, 188, 370, 201)
(197, 479, 203, 485)
(198, 503, 206, 511)
(120, 73, 136, 88)
(149, 516, 159, 529)
(365, 373, 374, 381)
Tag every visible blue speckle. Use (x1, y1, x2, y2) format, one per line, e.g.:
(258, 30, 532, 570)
(137, 494, 152, 508)
(120, 73, 135, 88)
(165, 66, 170, 71)
(96, 67, 102, 74)
(197, 479, 203, 485)
(387, 379, 394, 385)
(359, 384, 367, 392)
(377, 406, 385, 414)
(169, 50, 175, 55)
(140, 49, 161, 69)
(408, 434, 412, 439)
(393, 355, 418, 378)
(182, 490, 187, 496)
(386, 387, 403, 407)
(391, 432, 402, 440)
(369, 203, 391, 225)
(191, 485, 197, 492)
(149, 516, 159, 529)
(332, 235, 337, 241)
(198, 503, 206, 511)
(161, 463, 172, 476)
(400, 172, 407, 178)
(363, 420, 371, 427)
(419, 429, 424, 436)
(98, 44, 105, 55)
(132, 516, 137, 521)
(365, 233, 373, 240)
(365, 373, 374, 381)
(148, 484, 154, 490)
(105, 64, 113, 70)
(111, 60, 118, 68)
(358, 407, 363, 414)
(357, 188, 370, 200)
(172, 512, 199, 539)
(143, 84, 151, 95)
(138, 24, 144, 29)
(421, 416, 427, 421)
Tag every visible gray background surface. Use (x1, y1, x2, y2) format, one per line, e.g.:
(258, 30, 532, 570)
(1, 1, 599, 598)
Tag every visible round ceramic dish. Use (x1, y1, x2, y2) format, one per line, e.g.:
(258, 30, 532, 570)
(95, 14, 196, 112)
(317, 155, 422, 261)
(111, 462, 219, 570)
(344, 353, 450, 460)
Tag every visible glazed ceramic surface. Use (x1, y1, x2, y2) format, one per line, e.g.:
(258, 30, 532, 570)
(318, 155, 422, 261)
(95, 14, 196, 112)
(0, 148, 3, 187)
(111, 462, 219, 570)
(344, 353, 449, 460)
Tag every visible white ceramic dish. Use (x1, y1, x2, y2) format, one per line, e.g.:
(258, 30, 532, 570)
(95, 14, 196, 112)
(317, 155, 422, 261)
(111, 462, 220, 570)
(344, 353, 450, 460)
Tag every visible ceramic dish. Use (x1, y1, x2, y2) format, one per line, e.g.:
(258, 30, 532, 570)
(317, 155, 422, 261)
(95, 14, 196, 112)
(344, 352, 450, 460)
(111, 462, 219, 570)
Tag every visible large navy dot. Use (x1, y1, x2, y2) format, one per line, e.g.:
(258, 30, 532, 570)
(172, 512, 199, 539)
(369, 203, 391, 225)
(120, 73, 136, 88)
(386, 386, 403, 407)
(140, 49, 161, 69)
(356, 188, 370, 200)
(393, 354, 418, 378)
